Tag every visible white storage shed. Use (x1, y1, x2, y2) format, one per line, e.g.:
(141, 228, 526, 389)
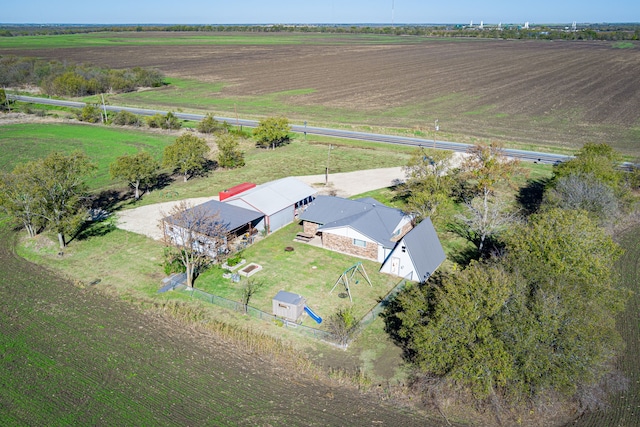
(272, 290, 306, 322)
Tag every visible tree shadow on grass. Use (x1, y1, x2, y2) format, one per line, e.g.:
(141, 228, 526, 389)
(517, 178, 550, 216)
(88, 189, 129, 213)
(445, 222, 481, 266)
(75, 217, 117, 241)
(389, 181, 410, 206)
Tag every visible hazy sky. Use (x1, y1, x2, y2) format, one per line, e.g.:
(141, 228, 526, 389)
(2, 1, 639, 25)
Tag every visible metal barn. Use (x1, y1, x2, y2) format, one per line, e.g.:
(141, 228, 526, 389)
(226, 177, 316, 234)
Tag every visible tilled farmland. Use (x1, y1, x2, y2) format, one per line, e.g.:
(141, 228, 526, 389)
(3, 33, 639, 154)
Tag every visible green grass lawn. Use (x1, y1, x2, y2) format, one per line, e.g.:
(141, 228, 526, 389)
(15, 217, 401, 337)
(0, 123, 172, 189)
(0, 121, 413, 202)
(195, 222, 402, 328)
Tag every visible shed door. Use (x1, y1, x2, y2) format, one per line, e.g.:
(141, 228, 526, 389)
(390, 257, 400, 275)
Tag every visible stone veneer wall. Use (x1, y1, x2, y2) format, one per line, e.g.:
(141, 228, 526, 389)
(323, 232, 378, 261)
(303, 221, 319, 235)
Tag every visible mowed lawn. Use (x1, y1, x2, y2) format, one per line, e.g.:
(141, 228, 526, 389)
(0, 123, 172, 189)
(0, 121, 413, 201)
(17, 213, 407, 334)
(194, 222, 403, 328)
(3, 120, 414, 334)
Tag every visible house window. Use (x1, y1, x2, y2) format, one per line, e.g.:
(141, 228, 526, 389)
(353, 238, 366, 248)
(401, 245, 406, 253)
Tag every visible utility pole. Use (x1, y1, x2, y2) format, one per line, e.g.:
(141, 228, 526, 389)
(101, 94, 108, 124)
(391, 0, 395, 28)
(325, 144, 332, 185)
(433, 119, 439, 149)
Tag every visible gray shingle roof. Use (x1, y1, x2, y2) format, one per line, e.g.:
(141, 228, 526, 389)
(273, 290, 305, 306)
(403, 217, 446, 282)
(299, 195, 408, 248)
(165, 199, 264, 233)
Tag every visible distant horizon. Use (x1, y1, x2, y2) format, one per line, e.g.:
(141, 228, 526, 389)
(2, 21, 639, 27)
(3, 1, 638, 27)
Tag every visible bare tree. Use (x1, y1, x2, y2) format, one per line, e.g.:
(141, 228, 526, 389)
(160, 201, 227, 289)
(241, 279, 264, 314)
(458, 143, 523, 253)
(456, 196, 520, 253)
(545, 173, 620, 225)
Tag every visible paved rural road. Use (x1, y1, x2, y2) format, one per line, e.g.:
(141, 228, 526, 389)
(9, 94, 571, 165)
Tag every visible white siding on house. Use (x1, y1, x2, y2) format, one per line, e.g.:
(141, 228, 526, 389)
(380, 238, 416, 280)
(392, 217, 412, 237)
(320, 226, 372, 242)
(378, 246, 393, 264)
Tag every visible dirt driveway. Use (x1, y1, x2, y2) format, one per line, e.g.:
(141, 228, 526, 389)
(116, 167, 406, 240)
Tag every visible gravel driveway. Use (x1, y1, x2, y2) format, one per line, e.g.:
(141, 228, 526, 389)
(116, 167, 405, 240)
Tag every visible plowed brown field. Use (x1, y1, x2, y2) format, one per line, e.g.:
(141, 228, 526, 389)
(3, 33, 640, 155)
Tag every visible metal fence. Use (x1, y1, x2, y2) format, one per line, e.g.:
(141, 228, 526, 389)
(359, 276, 411, 329)
(178, 286, 339, 345)
(161, 273, 413, 348)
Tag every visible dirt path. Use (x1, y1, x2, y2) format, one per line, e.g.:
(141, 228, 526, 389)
(116, 167, 406, 240)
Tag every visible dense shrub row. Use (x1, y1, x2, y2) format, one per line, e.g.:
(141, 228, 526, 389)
(0, 55, 164, 97)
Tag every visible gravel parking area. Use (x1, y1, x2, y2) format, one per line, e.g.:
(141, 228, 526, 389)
(115, 167, 406, 240)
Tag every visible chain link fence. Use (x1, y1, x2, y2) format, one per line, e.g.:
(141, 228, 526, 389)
(161, 273, 413, 348)
(359, 276, 411, 328)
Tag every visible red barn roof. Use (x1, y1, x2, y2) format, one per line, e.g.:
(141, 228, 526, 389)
(219, 182, 256, 201)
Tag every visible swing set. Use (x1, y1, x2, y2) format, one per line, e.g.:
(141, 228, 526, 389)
(330, 262, 372, 303)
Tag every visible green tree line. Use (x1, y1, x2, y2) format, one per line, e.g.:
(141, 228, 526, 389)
(384, 142, 638, 420)
(0, 55, 164, 97)
(0, 119, 248, 248)
(2, 23, 639, 41)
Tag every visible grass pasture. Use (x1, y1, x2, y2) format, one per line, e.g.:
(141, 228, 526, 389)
(0, 31, 414, 50)
(0, 123, 173, 189)
(0, 121, 413, 202)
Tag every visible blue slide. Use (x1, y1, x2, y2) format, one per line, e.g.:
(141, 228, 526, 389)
(304, 306, 322, 324)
